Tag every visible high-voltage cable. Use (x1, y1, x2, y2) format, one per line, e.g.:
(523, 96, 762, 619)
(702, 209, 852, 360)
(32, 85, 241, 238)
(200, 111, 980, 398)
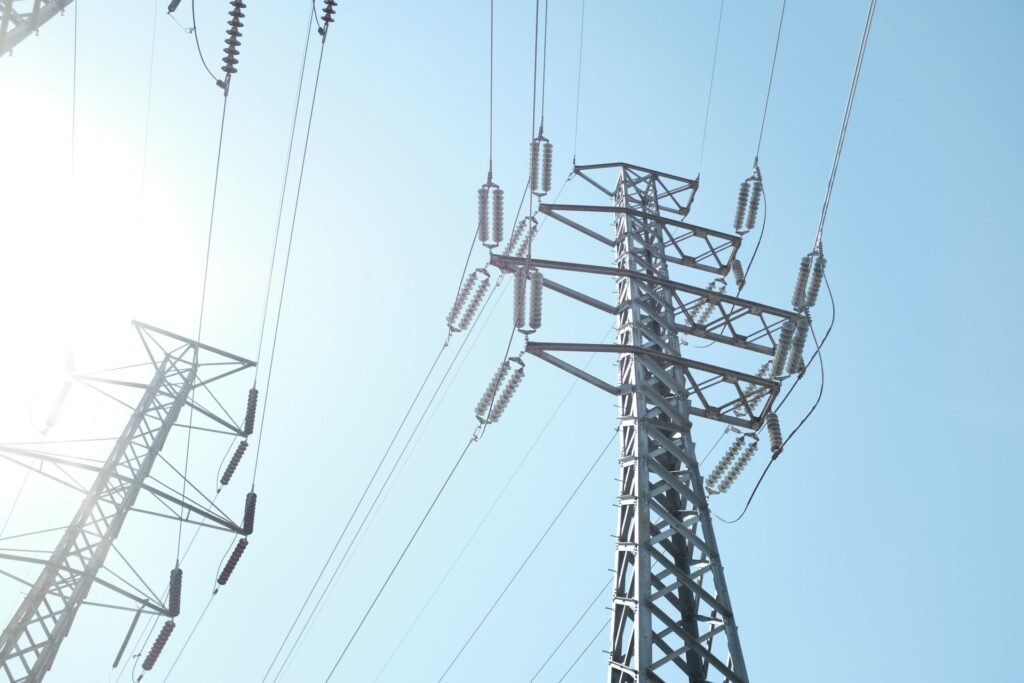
(528, 579, 611, 682)
(697, 0, 724, 173)
(557, 617, 610, 681)
(436, 431, 617, 681)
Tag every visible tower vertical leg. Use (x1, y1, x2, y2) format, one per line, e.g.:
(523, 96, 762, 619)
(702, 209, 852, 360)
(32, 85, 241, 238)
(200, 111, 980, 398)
(607, 169, 748, 683)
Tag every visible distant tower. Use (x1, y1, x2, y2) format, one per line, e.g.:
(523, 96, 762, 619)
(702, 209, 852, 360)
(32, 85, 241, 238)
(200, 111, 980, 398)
(493, 163, 798, 682)
(0, 322, 255, 682)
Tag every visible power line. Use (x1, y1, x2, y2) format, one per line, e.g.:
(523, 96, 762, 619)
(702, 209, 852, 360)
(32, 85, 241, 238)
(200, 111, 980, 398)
(815, 0, 877, 249)
(529, 579, 610, 682)
(437, 432, 617, 680)
(571, 0, 585, 163)
(755, 0, 787, 159)
(697, 0, 724, 173)
(558, 617, 609, 681)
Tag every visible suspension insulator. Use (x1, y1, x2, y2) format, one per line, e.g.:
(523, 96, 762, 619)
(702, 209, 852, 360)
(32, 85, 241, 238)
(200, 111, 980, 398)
(458, 271, 490, 331)
(513, 268, 527, 331)
(220, 440, 248, 487)
(504, 217, 537, 259)
(243, 388, 258, 436)
(477, 187, 489, 244)
(476, 358, 525, 424)
(765, 412, 783, 454)
(771, 320, 796, 377)
(217, 538, 249, 586)
(221, 0, 246, 81)
(707, 436, 744, 488)
(733, 180, 750, 233)
(242, 491, 257, 536)
(730, 259, 745, 288)
(488, 361, 525, 424)
(528, 270, 543, 332)
(721, 440, 758, 492)
(805, 253, 826, 308)
(491, 186, 505, 246)
(319, 0, 338, 34)
(141, 620, 176, 671)
(168, 0, 182, 12)
(787, 315, 811, 375)
(745, 179, 762, 232)
(475, 361, 511, 420)
(168, 568, 182, 618)
(541, 141, 553, 195)
(792, 255, 812, 309)
(529, 139, 541, 195)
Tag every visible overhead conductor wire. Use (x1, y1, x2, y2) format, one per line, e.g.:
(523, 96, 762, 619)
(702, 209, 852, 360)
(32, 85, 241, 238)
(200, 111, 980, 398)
(697, 0, 724, 174)
(720, 0, 875, 523)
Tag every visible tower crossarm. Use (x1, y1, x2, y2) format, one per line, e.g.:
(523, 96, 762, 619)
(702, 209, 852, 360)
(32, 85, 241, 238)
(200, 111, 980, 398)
(0, 0, 74, 56)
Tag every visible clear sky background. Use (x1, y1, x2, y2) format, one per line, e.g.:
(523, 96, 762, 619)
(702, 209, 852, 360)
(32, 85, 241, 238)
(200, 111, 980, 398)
(1, 1, 1022, 681)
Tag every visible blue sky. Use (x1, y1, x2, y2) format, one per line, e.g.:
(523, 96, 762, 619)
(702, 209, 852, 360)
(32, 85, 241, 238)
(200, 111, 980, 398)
(1, 1, 1022, 681)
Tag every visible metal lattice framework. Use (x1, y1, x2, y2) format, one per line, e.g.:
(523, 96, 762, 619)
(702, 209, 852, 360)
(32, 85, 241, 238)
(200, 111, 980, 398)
(493, 163, 798, 682)
(0, 0, 74, 56)
(0, 322, 253, 683)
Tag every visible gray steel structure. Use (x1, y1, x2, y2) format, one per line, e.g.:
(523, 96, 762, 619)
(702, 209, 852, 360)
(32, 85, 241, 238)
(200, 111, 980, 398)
(0, 322, 254, 683)
(493, 164, 797, 683)
(0, 0, 74, 56)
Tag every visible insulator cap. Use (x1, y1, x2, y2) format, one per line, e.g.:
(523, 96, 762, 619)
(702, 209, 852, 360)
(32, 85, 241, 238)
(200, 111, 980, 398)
(243, 388, 258, 436)
(168, 568, 183, 618)
(220, 0, 246, 80)
(220, 440, 248, 487)
(217, 538, 249, 586)
(321, 0, 338, 30)
(242, 491, 257, 536)
(141, 620, 176, 671)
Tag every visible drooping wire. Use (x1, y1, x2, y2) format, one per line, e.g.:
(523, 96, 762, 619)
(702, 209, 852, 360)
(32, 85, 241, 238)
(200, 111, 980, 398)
(539, 0, 549, 126)
(140, 0, 159, 198)
(437, 430, 617, 681)
(571, 0, 585, 164)
(755, 0, 786, 159)
(697, 0, 724, 173)
(249, 20, 330, 490)
(815, 0, 876, 250)
(529, 579, 611, 682)
(177, 92, 230, 562)
(70, 0, 77, 177)
(189, 0, 221, 86)
(488, 0, 495, 166)
(322, 434, 481, 681)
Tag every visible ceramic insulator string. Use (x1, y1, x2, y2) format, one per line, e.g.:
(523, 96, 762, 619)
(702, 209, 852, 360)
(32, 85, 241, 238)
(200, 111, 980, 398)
(475, 358, 525, 424)
(168, 568, 183, 618)
(787, 314, 810, 375)
(805, 253, 826, 308)
(319, 0, 337, 35)
(243, 388, 258, 436)
(513, 268, 544, 334)
(720, 439, 758, 492)
(220, 440, 248, 487)
(217, 538, 248, 586)
(141, 620, 175, 671)
(730, 259, 745, 289)
(733, 180, 750, 233)
(792, 255, 811, 309)
(745, 174, 762, 233)
(529, 270, 543, 332)
(766, 412, 783, 454)
(530, 134, 552, 196)
(771, 320, 795, 377)
(504, 217, 537, 259)
(476, 183, 504, 248)
(221, 0, 246, 86)
(242, 491, 257, 536)
(707, 436, 744, 489)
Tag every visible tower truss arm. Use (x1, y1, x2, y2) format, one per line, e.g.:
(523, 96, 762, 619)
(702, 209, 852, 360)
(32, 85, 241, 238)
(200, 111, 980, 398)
(0, 0, 74, 56)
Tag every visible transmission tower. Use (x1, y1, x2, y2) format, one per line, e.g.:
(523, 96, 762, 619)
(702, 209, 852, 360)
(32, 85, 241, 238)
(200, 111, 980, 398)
(493, 163, 798, 682)
(0, 0, 74, 55)
(0, 322, 256, 682)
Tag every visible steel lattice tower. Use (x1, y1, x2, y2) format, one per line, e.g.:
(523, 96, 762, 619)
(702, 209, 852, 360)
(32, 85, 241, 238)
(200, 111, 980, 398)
(493, 163, 798, 682)
(0, 322, 255, 683)
(0, 0, 74, 55)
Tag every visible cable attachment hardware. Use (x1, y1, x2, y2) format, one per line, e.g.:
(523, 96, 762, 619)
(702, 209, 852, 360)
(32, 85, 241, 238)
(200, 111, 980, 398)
(475, 357, 526, 424)
(318, 0, 338, 38)
(787, 314, 811, 375)
(220, 0, 247, 92)
(168, 568, 183, 618)
(447, 267, 491, 333)
(217, 538, 249, 585)
(504, 216, 538, 259)
(720, 439, 758, 493)
(530, 133, 553, 197)
(771, 319, 796, 377)
(513, 267, 544, 334)
(243, 388, 258, 436)
(220, 440, 248, 487)
(476, 181, 505, 249)
(242, 491, 257, 536)
(141, 620, 176, 671)
(765, 412, 783, 454)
